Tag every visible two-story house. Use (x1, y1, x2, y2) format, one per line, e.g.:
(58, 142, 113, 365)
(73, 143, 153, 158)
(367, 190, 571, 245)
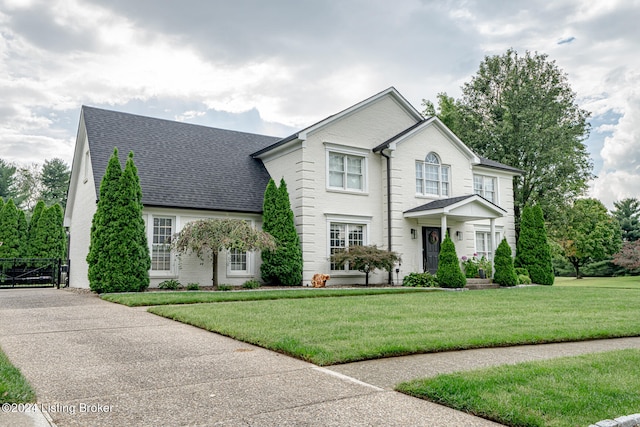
(64, 87, 520, 288)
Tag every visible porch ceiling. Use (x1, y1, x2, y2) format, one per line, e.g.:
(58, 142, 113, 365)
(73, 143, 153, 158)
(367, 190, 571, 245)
(403, 194, 506, 221)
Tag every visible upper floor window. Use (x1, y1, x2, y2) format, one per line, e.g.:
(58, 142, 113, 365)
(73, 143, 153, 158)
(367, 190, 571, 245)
(416, 152, 450, 196)
(474, 175, 497, 203)
(328, 152, 365, 192)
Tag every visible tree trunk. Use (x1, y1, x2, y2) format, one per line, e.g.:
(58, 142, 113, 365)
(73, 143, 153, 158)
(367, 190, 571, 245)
(571, 260, 582, 279)
(211, 252, 218, 288)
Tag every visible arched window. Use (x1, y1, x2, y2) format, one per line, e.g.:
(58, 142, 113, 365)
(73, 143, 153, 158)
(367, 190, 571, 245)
(415, 152, 450, 196)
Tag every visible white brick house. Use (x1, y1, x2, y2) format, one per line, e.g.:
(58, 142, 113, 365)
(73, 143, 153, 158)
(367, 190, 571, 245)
(64, 87, 520, 288)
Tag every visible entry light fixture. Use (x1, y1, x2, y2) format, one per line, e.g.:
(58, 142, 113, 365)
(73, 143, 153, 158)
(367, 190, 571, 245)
(455, 231, 463, 241)
(410, 228, 417, 239)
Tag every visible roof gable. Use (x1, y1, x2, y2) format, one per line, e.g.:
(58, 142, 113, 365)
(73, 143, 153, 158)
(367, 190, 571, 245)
(81, 106, 280, 213)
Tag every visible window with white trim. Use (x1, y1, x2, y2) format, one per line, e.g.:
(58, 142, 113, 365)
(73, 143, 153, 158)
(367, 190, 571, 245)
(475, 231, 502, 260)
(416, 152, 450, 196)
(229, 248, 248, 272)
(328, 152, 365, 191)
(330, 223, 365, 270)
(474, 175, 497, 203)
(152, 217, 173, 271)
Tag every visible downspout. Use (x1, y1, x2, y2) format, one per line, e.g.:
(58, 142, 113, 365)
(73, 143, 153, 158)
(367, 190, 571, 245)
(380, 149, 392, 284)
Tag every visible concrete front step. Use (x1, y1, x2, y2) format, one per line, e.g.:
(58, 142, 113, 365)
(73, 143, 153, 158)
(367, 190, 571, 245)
(465, 278, 499, 290)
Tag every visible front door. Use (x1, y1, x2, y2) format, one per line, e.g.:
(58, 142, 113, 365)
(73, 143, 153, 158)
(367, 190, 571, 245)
(422, 227, 441, 274)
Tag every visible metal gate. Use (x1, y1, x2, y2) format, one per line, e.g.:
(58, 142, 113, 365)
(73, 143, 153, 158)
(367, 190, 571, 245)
(0, 258, 66, 289)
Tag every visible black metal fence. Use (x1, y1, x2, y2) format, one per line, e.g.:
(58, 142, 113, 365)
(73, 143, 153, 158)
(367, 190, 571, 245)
(0, 258, 66, 289)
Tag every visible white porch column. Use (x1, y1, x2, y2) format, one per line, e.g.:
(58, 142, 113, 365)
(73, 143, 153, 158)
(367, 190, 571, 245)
(490, 218, 496, 278)
(441, 215, 448, 240)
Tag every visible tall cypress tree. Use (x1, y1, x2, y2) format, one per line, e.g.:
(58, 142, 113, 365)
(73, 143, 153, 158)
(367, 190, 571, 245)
(516, 205, 554, 285)
(116, 152, 150, 292)
(87, 148, 123, 293)
(27, 200, 46, 257)
(17, 209, 28, 257)
(0, 199, 21, 258)
(261, 178, 302, 286)
(31, 204, 66, 260)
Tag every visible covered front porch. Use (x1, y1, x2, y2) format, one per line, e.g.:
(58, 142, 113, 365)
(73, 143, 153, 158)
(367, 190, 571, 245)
(403, 195, 507, 275)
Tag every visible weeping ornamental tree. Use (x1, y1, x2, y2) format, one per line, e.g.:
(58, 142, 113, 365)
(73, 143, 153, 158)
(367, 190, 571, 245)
(172, 218, 277, 287)
(87, 149, 150, 293)
(261, 178, 303, 286)
(330, 245, 400, 285)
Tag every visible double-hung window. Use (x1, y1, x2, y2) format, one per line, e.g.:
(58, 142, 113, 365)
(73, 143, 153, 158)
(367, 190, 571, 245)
(474, 174, 497, 203)
(328, 152, 365, 191)
(475, 231, 502, 260)
(416, 152, 450, 196)
(330, 223, 365, 270)
(228, 248, 249, 274)
(152, 217, 173, 271)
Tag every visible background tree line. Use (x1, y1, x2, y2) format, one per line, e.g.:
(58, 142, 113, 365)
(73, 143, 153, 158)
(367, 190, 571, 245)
(0, 157, 70, 211)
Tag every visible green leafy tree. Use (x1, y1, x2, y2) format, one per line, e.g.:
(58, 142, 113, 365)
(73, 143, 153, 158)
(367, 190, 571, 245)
(0, 159, 17, 202)
(31, 204, 66, 259)
(87, 148, 123, 293)
(0, 199, 21, 258)
(612, 198, 640, 242)
(515, 205, 554, 285)
(172, 218, 276, 287)
(260, 178, 303, 286)
(13, 163, 41, 210)
(437, 234, 466, 288)
(27, 200, 46, 257)
(493, 238, 518, 286)
(330, 245, 401, 285)
(424, 49, 592, 232)
(41, 158, 71, 208)
(552, 198, 622, 278)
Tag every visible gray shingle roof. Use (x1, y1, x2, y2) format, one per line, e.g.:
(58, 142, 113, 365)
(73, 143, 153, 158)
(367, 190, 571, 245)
(82, 106, 280, 213)
(404, 195, 475, 214)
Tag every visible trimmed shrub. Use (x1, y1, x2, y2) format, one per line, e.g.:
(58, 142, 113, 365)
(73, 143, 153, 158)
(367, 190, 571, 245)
(437, 234, 466, 288)
(517, 274, 532, 285)
(186, 283, 200, 291)
(217, 284, 232, 291)
(494, 238, 518, 287)
(0, 199, 21, 258)
(402, 272, 438, 287)
(516, 205, 554, 285)
(242, 279, 261, 289)
(158, 279, 181, 290)
(30, 204, 66, 260)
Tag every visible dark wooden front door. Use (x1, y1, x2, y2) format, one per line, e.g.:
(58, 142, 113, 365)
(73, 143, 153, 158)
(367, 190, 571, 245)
(422, 227, 441, 274)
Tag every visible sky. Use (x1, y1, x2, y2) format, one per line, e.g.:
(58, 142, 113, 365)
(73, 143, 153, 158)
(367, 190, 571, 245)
(0, 0, 638, 208)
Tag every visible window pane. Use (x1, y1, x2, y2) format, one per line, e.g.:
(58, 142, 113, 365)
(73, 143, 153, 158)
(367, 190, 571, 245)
(330, 223, 346, 270)
(425, 164, 439, 181)
(347, 173, 362, 190)
(230, 248, 247, 271)
(415, 162, 424, 194)
(425, 153, 439, 164)
(329, 171, 344, 188)
(347, 157, 362, 174)
(152, 217, 173, 271)
(329, 154, 344, 172)
(474, 175, 483, 194)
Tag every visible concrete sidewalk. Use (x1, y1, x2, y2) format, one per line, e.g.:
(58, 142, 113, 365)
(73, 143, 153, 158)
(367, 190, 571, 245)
(1, 288, 639, 426)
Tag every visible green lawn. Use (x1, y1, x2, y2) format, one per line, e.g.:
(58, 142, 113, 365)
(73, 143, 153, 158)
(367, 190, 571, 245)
(148, 286, 640, 365)
(397, 349, 640, 427)
(101, 287, 431, 306)
(0, 346, 36, 403)
(555, 275, 640, 289)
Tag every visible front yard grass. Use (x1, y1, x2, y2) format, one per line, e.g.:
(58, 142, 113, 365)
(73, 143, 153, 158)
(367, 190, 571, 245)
(101, 287, 431, 306)
(0, 346, 36, 403)
(555, 275, 640, 289)
(148, 286, 640, 365)
(397, 349, 640, 427)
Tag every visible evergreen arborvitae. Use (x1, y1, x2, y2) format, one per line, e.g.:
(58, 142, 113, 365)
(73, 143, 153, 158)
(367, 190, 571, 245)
(17, 210, 28, 257)
(493, 238, 518, 286)
(32, 204, 66, 260)
(87, 148, 123, 293)
(115, 152, 150, 292)
(0, 199, 21, 258)
(530, 205, 554, 285)
(515, 205, 554, 285)
(27, 201, 46, 257)
(261, 178, 303, 286)
(437, 234, 466, 288)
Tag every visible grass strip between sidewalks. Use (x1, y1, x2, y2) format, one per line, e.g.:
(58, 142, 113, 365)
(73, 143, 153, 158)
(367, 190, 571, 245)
(148, 286, 640, 365)
(0, 346, 36, 404)
(397, 349, 640, 427)
(101, 287, 432, 306)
